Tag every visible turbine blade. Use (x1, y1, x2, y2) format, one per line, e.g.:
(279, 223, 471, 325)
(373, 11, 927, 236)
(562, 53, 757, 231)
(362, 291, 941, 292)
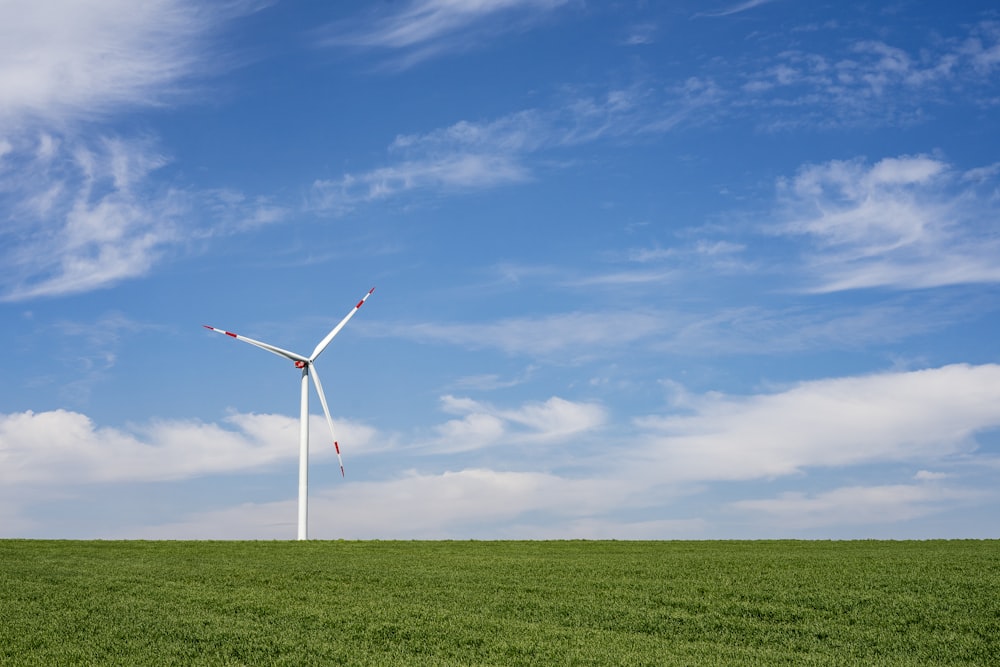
(309, 365, 345, 477)
(309, 287, 375, 362)
(203, 325, 309, 364)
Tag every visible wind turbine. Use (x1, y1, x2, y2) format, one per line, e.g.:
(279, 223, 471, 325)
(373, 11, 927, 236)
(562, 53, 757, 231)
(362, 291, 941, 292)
(203, 287, 374, 540)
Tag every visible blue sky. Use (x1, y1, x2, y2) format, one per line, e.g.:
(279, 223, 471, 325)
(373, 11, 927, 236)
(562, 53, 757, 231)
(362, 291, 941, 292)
(2, 0, 999, 539)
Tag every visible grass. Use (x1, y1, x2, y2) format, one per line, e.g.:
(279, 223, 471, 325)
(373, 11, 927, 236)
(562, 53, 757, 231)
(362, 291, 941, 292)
(1, 540, 997, 665)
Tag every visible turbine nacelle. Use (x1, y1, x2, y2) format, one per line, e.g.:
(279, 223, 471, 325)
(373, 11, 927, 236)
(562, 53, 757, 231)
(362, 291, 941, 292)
(294, 360, 307, 369)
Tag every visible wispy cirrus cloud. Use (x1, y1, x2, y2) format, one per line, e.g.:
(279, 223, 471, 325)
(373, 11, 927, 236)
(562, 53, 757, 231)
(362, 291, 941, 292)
(374, 295, 971, 362)
(0, 0, 249, 129)
(318, 0, 571, 69)
(962, 20, 1000, 71)
(737, 22, 1000, 129)
(8, 6, 995, 303)
(310, 84, 720, 213)
(579, 151, 1000, 295)
(310, 110, 552, 210)
(774, 154, 1000, 292)
(47, 312, 165, 404)
(310, 22, 1000, 216)
(376, 310, 672, 358)
(0, 1, 272, 301)
(622, 22, 657, 46)
(695, 0, 780, 19)
(654, 301, 969, 356)
(0, 132, 289, 301)
(0, 135, 187, 301)
(310, 153, 530, 213)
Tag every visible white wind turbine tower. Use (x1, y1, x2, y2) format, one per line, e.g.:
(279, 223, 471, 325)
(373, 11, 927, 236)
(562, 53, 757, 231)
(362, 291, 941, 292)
(203, 287, 374, 540)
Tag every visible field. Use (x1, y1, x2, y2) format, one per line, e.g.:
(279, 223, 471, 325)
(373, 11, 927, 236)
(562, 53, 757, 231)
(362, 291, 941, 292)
(1, 540, 997, 665)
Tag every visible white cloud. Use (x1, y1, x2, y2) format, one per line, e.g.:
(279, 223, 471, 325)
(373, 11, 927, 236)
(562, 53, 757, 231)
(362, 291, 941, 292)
(623, 23, 657, 46)
(0, 132, 292, 301)
(41, 312, 166, 403)
(0, 2, 271, 301)
(865, 155, 945, 186)
(309, 82, 727, 214)
(783, 155, 945, 251)
(507, 517, 708, 540)
(378, 298, 961, 361)
(656, 304, 939, 356)
(55, 311, 159, 351)
(318, 0, 570, 69)
(632, 363, 1000, 483)
(0, 0, 241, 129)
(0, 136, 187, 301)
(449, 368, 535, 391)
(734, 22, 1000, 129)
(575, 239, 750, 287)
(914, 470, 952, 481)
(500, 396, 606, 441)
(311, 153, 529, 212)
(0, 394, 602, 487)
(311, 13, 1000, 206)
(10, 366, 994, 492)
(391, 111, 549, 155)
(963, 162, 1000, 182)
(310, 111, 555, 211)
(5, 365, 999, 538)
(429, 395, 607, 452)
(565, 268, 680, 287)
(381, 310, 671, 357)
(960, 21, 1000, 73)
(308, 100, 605, 213)
(731, 484, 986, 529)
(433, 412, 508, 451)
(775, 155, 1000, 291)
(127, 468, 637, 540)
(696, 0, 778, 19)
(0, 409, 377, 485)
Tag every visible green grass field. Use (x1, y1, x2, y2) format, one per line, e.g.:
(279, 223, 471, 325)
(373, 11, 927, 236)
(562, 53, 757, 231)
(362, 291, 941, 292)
(1, 540, 997, 665)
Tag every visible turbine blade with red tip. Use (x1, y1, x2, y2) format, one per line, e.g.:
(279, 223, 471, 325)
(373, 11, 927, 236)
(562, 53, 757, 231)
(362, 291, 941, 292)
(202, 325, 309, 364)
(309, 365, 345, 477)
(310, 287, 375, 362)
